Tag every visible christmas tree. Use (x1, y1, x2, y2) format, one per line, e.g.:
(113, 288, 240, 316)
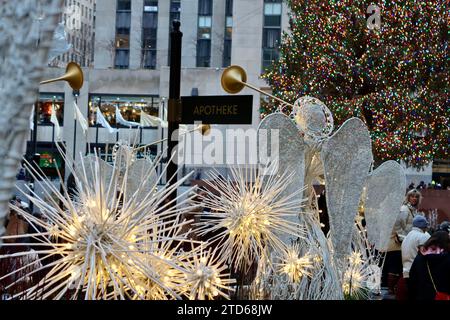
(263, 0, 448, 168)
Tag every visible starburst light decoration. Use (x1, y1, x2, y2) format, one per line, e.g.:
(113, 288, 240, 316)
(0, 146, 234, 300)
(195, 165, 306, 272)
(275, 242, 313, 283)
(184, 247, 236, 300)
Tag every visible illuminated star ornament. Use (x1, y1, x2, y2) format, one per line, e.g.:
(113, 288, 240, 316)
(342, 251, 367, 299)
(184, 247, 236, 300)
(0, 147, 234, 300)
(195, 166, 306, 271)
(275, 242, 313, 283)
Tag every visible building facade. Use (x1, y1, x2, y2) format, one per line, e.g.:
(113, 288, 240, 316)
(52, 0, 96, 67)
(36, 0, 291, 181)
(27, 0, 449, 195)
(93, 0, 289, 72)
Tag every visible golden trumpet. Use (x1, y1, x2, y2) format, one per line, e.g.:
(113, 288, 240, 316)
(221, 65, 294, 107)
(40, 62, 84, 91)
(200, 124, 211, 136)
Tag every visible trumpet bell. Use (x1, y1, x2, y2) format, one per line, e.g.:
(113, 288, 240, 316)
(200, 124, 211, 136)
(40, 62, 84, 91)
(221, 65, 247, 94)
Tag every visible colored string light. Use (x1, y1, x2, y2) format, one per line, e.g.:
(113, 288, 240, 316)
(262, 0, 448, 168)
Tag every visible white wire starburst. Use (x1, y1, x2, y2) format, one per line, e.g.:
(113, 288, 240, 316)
(128, 225, 235, 300)
(184, 247, 236, 300)
(195, 165, 306, 271)
(275, 242, 313, 283)
(342, 251, 366, 299)
(341, 221, 383, 299)
(0, 147, 201, 300)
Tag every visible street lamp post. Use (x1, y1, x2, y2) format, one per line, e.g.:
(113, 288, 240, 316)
(167, 21, 183, 198)
(27, 98, 41, 214)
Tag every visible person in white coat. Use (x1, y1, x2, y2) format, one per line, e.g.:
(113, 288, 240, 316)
(402, 216, 431, 279)
(397, 215, 430, 299)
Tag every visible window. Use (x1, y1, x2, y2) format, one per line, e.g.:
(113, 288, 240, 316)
(144, 0, 158, 12)
(223, 39, 232, 67)
(115, 0, 131, 69)
(262, 0, 282, 70)
(25, 142, 66, 178)
(196, 0, 212, 67)
(198, 16, 212, 39)
(142, 1, 158, 69)
(222, 0, 233, 67)
(117, 0, 131, 11)
(37, 93, 65, 126)
(88, 95, 160, 128)
(225, 0, 233, 16)
(114, 49, 130, 69)
(198, 0, 212, 15)
(170, 0, 181, 19)
(263, 28, 281, 48)
(264, 2, 282, 15)
(116, 12, 131, 34)
(197, 39, 211, 67)
(116, 34, 130, 48)
(198, 16, 212, 28)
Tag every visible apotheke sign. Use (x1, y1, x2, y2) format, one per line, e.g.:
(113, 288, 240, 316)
(180, 95, 253, 125)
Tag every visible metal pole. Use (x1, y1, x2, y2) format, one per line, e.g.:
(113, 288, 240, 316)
(160, 98, 166, 179)
(95, 97, 101, 150)
(73, 93, 78, 164)
(51, 123, 55, 145)
(167, 20, 182, 194)
(95, 125, 99, 146)
(116, 102, 119, 142)
(29, 99, 39, 214)
(32, 104, 38, 157)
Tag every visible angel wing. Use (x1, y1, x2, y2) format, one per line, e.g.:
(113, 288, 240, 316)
(321, 118, 373, 259)
(364, 160, 406, 251)
(258, 113, 307, 244)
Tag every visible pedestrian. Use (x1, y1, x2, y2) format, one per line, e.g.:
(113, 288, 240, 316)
(16, 164, 26, 181)
(437, 221, 450, 233)
(397, 216, 430, 299)
(409, 231, 450, 300)
(0, 203, 42, 299)
(383, 189, 422, 295)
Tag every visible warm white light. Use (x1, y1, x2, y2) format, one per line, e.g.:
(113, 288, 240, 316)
(195, 166, 306, 271)
(0, 145, 203, 300)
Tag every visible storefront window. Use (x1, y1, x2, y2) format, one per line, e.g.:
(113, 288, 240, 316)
(25, 141, 65, 179)
(88, 143, 157, 163)
(88, 94, 160, 127)
(37, 93, 64, 126)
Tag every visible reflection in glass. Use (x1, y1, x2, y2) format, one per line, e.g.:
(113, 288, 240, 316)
(88, 95, 160, 127)
(37, 93, 65, 126)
